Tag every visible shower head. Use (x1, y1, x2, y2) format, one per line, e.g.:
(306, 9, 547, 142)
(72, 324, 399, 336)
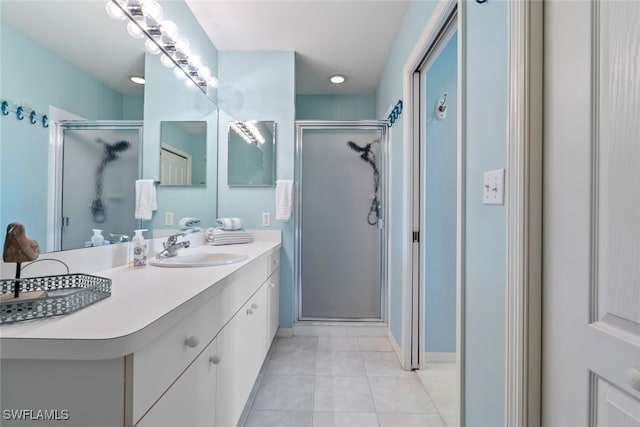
(347, 140, 372, 153)
(106, 140, 131, 153)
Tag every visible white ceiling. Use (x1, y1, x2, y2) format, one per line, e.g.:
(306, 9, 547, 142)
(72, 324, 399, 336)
(185, 0, 411, 95)
(1, 1, 410, 97)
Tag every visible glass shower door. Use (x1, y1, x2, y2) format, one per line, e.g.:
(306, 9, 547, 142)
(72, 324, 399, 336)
(60, 122, 142, 250)
(296, 123, 386, 321)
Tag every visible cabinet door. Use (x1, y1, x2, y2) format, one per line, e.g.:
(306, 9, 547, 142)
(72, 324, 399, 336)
(267, 270, 280, 350)
(137, 338, 218, 427)
(216, 284, 268, 427)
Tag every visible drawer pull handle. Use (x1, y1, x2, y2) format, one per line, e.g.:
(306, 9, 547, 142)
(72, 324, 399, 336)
(628, 368, 640, 392)
(185, 336, 200, 348)
(209, 355, 221, 365)
(247, 308, 254, 315)
(252, 303, 259, 309)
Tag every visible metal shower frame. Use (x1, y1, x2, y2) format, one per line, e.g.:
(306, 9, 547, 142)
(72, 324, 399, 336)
(294, 120, 389, 323)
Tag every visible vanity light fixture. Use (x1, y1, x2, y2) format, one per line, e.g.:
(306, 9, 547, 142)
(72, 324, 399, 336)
(329, 74, 346, 84)
(129, 75, 145, 85)
(107, 0, 219, 90)
(230, 121, 265, 145)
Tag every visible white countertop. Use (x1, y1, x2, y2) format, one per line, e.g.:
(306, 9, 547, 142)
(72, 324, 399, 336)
(0, 231, 281, 360)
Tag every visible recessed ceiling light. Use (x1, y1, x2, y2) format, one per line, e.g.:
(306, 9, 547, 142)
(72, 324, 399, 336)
(129, 75, 145, 85)
(329, 75, 346, 84)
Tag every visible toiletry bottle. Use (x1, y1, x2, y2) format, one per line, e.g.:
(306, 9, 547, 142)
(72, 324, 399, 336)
(91, 229, 104, 247)
(132, 229, 148, 266)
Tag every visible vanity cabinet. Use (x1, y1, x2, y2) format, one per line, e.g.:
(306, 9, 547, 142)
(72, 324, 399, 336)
(0, 244, 281, 427)
(137, 338, 218, 427)
(216, 283, 268, 427)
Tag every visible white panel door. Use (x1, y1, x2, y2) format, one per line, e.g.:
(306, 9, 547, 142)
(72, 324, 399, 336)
(543, 1, 640, 425)
(160, 147, 188, 185)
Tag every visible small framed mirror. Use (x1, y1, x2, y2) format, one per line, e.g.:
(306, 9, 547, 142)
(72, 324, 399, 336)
(159, 121, 207, 186)
(228, 120, 276, 186)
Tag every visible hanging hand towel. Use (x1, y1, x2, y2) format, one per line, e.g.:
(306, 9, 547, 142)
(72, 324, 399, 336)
(134, 179, 157, 220)
(275, 179, 293, 221)
(216, 217, 245, 230)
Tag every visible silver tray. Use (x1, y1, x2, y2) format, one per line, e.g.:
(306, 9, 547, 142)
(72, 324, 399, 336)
(0, 274, 111, 324)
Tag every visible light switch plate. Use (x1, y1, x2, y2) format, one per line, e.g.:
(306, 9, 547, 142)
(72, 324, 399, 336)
(483, 169, 505, 205)
(165, 212, 174, 226)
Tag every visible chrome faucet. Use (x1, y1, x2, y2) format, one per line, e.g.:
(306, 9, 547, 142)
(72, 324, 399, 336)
(157, 233, 190, 258)
(109, 233, 129, 243)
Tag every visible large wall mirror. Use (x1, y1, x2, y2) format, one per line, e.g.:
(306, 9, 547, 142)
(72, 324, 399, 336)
(160, 121, 207, 186)
(228, 120, 276, 186)
(0, 1, 218, 255)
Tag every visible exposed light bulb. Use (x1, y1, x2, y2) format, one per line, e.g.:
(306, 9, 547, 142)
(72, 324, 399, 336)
(160, 54, 174, 68)
(185, 79, 195, 88)
(160, 20, 178, 40)
(175, 39, 191, 57)
(126, 21, 145, 39)
(105, 1, 126, 20)
(199, 66, 211, 79)
(190, 55, 202, 70)
(207, 76, 219, 88)
(145, 39, 161, 55)
(140, 0, 162, 21)
(173, 67, 187, 80)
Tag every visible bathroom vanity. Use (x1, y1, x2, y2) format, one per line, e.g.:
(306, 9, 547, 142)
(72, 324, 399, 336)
(0, 231, 281, 427)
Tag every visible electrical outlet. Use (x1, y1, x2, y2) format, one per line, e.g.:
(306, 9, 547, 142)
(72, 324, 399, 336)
(483, 169, 505, 205)
(165, 212, 174, 226)
(262, 212, 271, 227)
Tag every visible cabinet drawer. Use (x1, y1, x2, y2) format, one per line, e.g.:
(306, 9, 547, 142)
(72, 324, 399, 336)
(131, 295, 223, 425)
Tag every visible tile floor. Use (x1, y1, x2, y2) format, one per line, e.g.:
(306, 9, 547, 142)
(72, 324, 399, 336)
(237, 336, 456, 427)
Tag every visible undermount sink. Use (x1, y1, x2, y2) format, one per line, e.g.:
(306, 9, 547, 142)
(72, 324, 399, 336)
(149, 252, 249, 268)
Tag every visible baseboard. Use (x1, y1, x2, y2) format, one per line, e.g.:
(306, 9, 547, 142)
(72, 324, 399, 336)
(424, 352, 456, 363)
(293, 322, 388, 336)
(276, 328, 294, 337)
(388, 329, 410, 369)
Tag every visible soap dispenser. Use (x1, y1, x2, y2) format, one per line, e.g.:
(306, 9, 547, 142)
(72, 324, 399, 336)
(132, 229, 148, 266)
(91, 229, 104, 247)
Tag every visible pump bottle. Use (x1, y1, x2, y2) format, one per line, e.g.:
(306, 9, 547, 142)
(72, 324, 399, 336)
(132, 229, 148, 266)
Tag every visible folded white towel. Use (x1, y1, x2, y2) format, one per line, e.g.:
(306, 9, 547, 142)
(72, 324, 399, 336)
(276, 179, 294, 221)
(205, 227, 253, 246)
(179, 217, 201, 230)
(216, 217, 245, 230)
(134, 179, 157, 220)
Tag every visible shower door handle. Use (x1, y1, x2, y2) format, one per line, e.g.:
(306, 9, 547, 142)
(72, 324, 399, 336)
(62, 217, 70, 227)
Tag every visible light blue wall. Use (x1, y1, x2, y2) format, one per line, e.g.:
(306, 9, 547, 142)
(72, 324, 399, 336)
(376, 0, 440, 349)
(424, 31, 457, 353)
(464, 1, 507, 425)
(217, 51, 296, 329)
(376, 1, 508, 425)
(296, 94, 376, 120)
(0, 24, 135, 248)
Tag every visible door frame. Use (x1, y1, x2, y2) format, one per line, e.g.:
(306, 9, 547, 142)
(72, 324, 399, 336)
(293, 120, 389, 323)
(505, 1, 543, 426)
(402, 0, 464, 422)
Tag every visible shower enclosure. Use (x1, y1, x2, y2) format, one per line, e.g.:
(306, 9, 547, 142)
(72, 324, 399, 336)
(295, 121, 387, 322)
(53, 121, 143, 251)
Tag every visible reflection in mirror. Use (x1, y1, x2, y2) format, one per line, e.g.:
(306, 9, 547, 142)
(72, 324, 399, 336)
(160, 121, 207, 186)
(228, 121, 276, 187)
(0, 1, 219, 255)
